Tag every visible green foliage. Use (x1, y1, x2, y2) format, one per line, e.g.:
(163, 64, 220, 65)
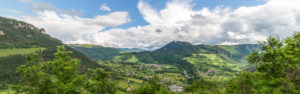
(14, 46, 116, 94)
(0, 54, 26, 85)
(226, 72, 255, 94)
(227, 32, 300, 94)
(134, 76, 174, 94)
(86, 68, 117, 94)
(185, 79, 223, 94)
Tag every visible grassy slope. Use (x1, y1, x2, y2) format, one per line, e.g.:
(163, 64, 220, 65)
(218, 44, 260, 57)
(184, 54, 246, 82)
(0, 48, 46, 57)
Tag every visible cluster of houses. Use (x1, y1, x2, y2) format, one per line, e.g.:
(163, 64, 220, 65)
(168, 85, 184, 92)
(139, 64, 163, 71)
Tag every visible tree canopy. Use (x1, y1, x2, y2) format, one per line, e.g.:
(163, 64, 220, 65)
(14, 45, 116, 94)
(227, 32, 300, 94)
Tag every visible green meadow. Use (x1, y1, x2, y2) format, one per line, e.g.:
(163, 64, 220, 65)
(0, 48, 46, 57)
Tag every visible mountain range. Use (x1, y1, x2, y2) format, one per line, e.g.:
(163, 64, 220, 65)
(0, 16, 260, 92)
(71, 40, 260, 86)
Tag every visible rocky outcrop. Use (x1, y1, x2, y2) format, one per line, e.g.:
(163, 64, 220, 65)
(40, 28, 46, 34)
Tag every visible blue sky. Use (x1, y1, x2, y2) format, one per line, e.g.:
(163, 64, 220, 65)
(0, 0, 299, 49)
(0, 0, 265, 29)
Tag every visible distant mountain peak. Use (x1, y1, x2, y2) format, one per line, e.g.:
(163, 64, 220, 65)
(155, 41, 200, 55)
(158, 41, 194, 50)
(169, 41, 192, 44)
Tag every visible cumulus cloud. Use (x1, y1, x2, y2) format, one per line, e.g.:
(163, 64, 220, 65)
(100, 3, 112, 11)
(88, 12, 131, 27)
(138, 0, 195, 26)
(19, 0, 300, 49)
(87, 0, 300, 49)
(19, 11, 130, 43)
(16, 0, 130, 44)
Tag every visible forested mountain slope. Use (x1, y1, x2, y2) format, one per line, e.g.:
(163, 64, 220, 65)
(0, 16, 98, 85)
(69, 44, 121, 60)
(69, 44, 146, 60)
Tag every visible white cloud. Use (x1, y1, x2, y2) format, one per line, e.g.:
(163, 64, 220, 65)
(100, 3, 112, 12)
(137, 0, 194, 26)
(2, 8, 22, 14)
(18, 11, 130, 43)
(19, 0, 300, 49)
(88, 12, 130, 27)
(87, 0, 300, 49)
(16, 0, 130, 44)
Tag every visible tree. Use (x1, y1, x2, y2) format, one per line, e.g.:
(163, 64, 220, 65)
(185, 79, 222, 94)
(226, 72, 255, 94)
(14, 45, 116, 94)
(226, 32, 300, 94)
(86, 68, 117, 94)
(134, 76, 174, 94)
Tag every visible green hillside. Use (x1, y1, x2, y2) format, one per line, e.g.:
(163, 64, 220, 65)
(118, 48, 146, 53)
(113, 41, 258, 80)
(69, 44, 121, 60)
(0, 16, 99, 86)
(0, 47, 45, 57)
(74, 40, 260, 91)
(69, 44, 146, 60)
